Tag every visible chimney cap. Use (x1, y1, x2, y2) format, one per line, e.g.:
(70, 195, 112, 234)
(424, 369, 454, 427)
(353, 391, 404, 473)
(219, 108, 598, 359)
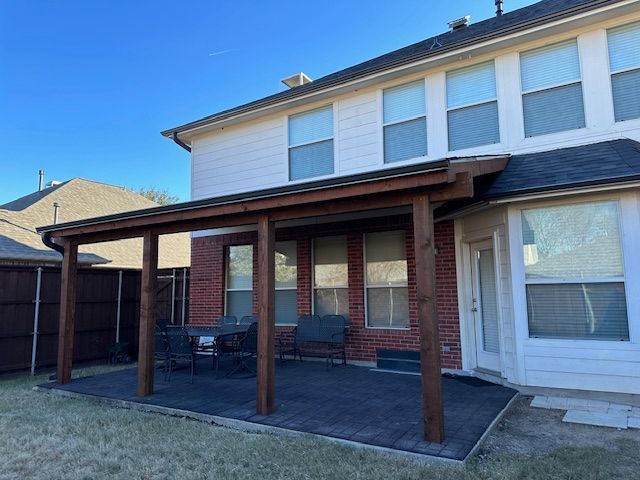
(448, 15, 471, 30)
(281, 72, 312, 89)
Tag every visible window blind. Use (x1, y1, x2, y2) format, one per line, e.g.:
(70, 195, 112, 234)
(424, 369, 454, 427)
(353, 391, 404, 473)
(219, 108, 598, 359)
(288, 105, 334, 180)
(383, 81, 427, 163)
(288, 105, 333, 145)
(611, 69, 640, 122)
(448, 102, 500, 151)
(478, 249, 500, 353)
(608, 21, 640, 73)
(365, 231, 409, 328)
(520, 40, 581, 92)
(520, 39, 584, 137)
(383, 80, 426, 123)
(523, 83, 585, 137)
(227, 245, 253, 290)
(446, 61, 497, 108)
(446, 61, 500, 150)
(521, 201, 629, 341)
(608, 22, 640, 122)
(313, 236, 349, 319)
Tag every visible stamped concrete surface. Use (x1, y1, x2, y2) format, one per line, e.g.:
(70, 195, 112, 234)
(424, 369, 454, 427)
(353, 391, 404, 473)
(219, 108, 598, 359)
(40, 361, 516, 461)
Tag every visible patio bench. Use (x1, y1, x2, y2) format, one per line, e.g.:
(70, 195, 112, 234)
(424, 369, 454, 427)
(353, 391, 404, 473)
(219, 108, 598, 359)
(278, 314, 347, 368)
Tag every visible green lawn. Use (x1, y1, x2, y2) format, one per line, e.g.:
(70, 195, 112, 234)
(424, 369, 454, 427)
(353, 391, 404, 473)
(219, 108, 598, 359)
(0, 366, 638, 480)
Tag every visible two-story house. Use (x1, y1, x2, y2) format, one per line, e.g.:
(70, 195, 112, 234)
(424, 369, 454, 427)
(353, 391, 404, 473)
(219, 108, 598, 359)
(41, 0, 640, 401)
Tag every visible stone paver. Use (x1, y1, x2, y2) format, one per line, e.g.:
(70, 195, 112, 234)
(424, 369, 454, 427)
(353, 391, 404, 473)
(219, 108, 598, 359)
(40, 361, 516, 461)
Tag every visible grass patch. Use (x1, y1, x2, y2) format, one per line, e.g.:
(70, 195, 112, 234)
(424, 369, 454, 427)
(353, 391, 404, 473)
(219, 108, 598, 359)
(0, 366, 638, 479)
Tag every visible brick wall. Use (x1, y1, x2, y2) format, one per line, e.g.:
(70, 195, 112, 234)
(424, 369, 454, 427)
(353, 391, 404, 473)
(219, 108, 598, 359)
(189, 215, 462, 369)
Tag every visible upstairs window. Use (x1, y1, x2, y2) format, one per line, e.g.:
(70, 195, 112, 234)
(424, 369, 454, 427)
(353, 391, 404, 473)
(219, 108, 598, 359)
(313, 236, 349, 319)
(383, 80, 427, 163)
(608, 21, 640, 122)
(288, 105, 334, 181)
(446, 61, 500, 151)
(365, 231, 409, 329)
(520, 39, 585, 137)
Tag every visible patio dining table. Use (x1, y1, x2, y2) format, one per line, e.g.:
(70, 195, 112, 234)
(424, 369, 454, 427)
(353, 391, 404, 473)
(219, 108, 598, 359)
(185, 324, 251, 374)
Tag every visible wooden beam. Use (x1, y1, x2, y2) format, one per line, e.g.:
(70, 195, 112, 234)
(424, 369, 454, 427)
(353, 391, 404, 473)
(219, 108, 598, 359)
(412, 194, 445, 443)
(57, 240, 78, 384)
(48, 169, 452, 239)
(137, 231, 158, 396)
(429, 172, 474, 202)
(256, 215, 275, 415)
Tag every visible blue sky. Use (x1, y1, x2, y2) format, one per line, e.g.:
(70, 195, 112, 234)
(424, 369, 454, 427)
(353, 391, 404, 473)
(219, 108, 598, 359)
(0, 0, 534, 204)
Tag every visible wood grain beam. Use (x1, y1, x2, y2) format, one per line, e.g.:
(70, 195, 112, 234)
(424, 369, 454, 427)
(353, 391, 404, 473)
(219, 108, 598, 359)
(412, 194, 445, 443)
(137, 231, 158, 396)
(57, 240, 78, 384)
(256, 215, 275, 415)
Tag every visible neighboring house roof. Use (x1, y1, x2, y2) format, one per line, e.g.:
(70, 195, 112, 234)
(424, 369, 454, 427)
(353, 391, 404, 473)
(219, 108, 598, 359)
(161, 0, 618, 138)
(485, 139, 640, 198)
(0, 178, 190, 269)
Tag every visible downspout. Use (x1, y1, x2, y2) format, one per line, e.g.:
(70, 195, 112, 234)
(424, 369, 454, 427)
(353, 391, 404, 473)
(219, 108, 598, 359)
(172, 132, 191, 153)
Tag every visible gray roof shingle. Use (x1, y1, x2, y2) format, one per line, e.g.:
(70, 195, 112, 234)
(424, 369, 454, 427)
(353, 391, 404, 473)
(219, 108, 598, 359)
(485, 139, 640, 198)
(162, 0, 618, 136)
(0, 178, 191, 268)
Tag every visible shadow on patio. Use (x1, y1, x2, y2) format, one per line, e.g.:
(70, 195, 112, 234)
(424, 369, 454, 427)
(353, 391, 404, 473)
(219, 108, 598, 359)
(40, 360, 516, 461)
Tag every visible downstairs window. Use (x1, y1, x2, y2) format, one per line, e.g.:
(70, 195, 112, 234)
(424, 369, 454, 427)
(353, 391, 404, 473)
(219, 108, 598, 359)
(521, 201, 629, 341)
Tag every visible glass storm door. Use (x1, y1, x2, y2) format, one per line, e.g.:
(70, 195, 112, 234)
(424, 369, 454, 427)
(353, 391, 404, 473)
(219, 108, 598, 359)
(470, 240, 501, 373)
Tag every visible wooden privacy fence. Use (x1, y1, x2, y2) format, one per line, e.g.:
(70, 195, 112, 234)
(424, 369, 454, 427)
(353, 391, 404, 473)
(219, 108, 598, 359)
(0, 265, 189, 374)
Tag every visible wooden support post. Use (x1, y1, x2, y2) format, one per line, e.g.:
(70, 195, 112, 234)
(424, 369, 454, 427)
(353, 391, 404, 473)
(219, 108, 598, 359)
(137, 231, 158, 396)
(256, 215, 275, 415)
(412, 194, 445, 443)
(57, 240, 78, 384)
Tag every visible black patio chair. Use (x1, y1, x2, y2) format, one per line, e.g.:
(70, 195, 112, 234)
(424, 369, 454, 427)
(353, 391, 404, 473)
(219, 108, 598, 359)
(217, 315, 238, 326)
(155, 318, 172, 332)
(165, 326, 201, 383)
(227, 322, 258, 378)
(239, 315, 258, 325)
(154, 326, 169, 379)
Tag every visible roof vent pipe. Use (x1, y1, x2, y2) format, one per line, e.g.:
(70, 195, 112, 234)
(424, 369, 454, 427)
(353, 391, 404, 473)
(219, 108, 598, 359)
(53, 202, 60, 225)
(495, 0, 504, 16)
(38, 170, 44, 192)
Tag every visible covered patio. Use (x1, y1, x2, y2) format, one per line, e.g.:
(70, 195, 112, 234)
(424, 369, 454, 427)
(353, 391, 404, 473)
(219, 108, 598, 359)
(40, 360, 516, 461)
(37, 156, 508, 449)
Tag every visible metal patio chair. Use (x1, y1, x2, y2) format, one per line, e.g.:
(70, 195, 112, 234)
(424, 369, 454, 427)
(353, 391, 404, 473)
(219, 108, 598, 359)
(154, 325, 169, 379)
(239, 315, 258, 325)
(226, 322, 258, 378)
(165, 326, 201, 383)
(217, 315, 238, 326)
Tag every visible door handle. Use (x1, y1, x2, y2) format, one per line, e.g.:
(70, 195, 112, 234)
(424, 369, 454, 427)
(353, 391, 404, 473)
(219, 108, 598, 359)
(471, 298, 478, 312)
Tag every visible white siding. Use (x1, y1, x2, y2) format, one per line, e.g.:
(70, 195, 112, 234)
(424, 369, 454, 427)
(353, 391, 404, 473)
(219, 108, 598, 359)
(337, 91, 380, 174)
(189, 16, 640, 200)
(191, 117, 285, 200)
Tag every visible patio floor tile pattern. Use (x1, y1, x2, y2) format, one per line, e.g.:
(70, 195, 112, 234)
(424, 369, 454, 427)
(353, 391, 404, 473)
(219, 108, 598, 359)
(40, 361, 516, 461)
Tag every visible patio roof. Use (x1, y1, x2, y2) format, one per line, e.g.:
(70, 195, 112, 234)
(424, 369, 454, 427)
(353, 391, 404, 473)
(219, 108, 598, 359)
(36, 156, 508, 444)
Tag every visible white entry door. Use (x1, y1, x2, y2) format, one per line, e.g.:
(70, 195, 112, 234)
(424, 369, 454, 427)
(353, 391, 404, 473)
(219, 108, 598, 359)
(469, 240, 501, 373)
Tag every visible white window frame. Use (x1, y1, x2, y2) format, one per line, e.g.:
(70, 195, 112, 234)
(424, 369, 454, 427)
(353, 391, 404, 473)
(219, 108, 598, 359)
(381, 79, 428, 164)
(519, 39, 585, 138)
(311, 236, 349, 318)
(363, 231, 410, 330)
(445, 61, 500, 152)
(286, 104, 335, 182)
(224, 244, 253, 317)
(606, 22, 640, 123)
